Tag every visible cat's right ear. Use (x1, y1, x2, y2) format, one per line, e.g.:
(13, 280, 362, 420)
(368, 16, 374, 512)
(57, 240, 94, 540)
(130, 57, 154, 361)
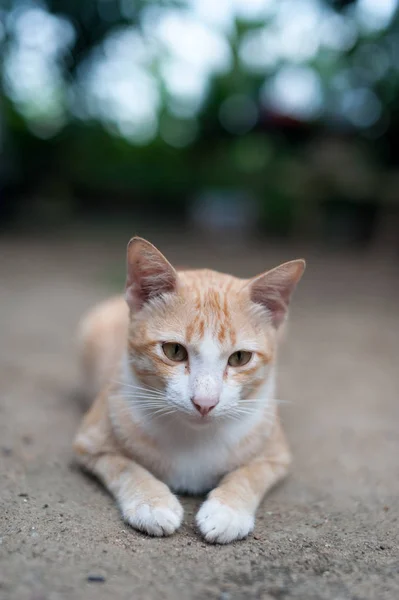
(246, 259, 305, 328)
(125, 237, 178, 311)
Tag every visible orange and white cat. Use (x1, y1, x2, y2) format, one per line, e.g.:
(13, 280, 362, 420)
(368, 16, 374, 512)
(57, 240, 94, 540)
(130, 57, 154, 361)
(73, 237, 305, 544)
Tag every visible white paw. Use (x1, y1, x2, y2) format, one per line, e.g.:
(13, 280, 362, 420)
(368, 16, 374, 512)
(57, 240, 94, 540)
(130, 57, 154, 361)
(122, 494, 183, 537)
(196, 498, 254, 544)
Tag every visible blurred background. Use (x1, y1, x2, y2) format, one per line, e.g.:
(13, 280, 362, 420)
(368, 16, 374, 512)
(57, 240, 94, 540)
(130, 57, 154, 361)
(1, 5, 399, 596)
(0, 0, 399, 247)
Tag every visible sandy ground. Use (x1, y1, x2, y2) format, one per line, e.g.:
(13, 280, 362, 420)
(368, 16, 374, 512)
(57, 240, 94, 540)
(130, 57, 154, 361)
(1, 232, 398, 600)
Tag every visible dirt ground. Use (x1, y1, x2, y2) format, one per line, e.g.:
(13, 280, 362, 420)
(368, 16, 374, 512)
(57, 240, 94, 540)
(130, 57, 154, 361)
(1, 231, 398, 600)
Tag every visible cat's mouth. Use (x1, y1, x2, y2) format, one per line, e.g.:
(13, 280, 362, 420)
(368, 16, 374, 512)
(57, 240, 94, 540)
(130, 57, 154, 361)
(181, 412, 217, 428)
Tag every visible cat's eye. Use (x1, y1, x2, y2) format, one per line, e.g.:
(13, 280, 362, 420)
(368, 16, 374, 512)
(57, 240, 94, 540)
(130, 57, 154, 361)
(162, 342, 188, 362)
(228, 350, 252, 368)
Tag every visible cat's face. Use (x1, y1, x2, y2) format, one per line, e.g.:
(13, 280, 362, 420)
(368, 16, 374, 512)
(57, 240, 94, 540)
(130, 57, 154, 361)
(126, 238, 305, 426)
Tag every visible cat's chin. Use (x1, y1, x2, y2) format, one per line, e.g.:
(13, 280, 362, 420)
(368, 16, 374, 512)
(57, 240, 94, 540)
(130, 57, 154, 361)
(179, 413, 217, 429)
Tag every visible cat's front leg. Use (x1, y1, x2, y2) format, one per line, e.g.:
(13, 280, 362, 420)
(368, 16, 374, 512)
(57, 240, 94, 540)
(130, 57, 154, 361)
(76, 449, 183, 536)
(94, 453, 183, 535)
(196, 426, 291, 544)
(74, 392, 183, 536)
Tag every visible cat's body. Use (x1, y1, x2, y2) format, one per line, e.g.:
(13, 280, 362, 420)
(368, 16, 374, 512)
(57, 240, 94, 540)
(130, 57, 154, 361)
(74, 239, 304, 543)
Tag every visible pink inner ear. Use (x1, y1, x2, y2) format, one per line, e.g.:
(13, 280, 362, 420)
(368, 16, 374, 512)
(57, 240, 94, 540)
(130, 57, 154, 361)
(126, 240, 177, 310)
(250, 283, 288, 328)
(249, 260, 305, 328)
(136, 257, 176, 301)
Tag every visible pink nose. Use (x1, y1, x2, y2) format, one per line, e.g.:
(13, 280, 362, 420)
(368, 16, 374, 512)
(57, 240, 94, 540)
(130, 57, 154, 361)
(191, 396, 219, 416)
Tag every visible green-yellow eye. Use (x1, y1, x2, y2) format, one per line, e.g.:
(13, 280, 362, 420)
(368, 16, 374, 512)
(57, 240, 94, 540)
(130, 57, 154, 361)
(228, 350, 252, 368)
(162, 342, 188, 362)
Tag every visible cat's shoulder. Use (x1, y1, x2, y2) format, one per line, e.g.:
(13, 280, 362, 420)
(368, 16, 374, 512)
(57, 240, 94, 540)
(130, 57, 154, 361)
(77, 295, 129, 397)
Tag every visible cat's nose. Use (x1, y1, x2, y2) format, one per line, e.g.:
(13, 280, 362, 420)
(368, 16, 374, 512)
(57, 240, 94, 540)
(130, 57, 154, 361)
(191, 396, 219, 416)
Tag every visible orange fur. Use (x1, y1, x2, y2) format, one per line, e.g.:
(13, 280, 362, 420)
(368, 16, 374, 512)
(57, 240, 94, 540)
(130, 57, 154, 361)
(73, 237, 305, 543)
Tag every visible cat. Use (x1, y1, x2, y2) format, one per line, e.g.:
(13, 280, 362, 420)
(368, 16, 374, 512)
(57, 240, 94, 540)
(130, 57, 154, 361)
(73, 237, 305, 544)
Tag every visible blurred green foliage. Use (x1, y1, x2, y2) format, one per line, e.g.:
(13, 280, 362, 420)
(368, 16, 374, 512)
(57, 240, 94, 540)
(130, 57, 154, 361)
(0, 0, 398, 241)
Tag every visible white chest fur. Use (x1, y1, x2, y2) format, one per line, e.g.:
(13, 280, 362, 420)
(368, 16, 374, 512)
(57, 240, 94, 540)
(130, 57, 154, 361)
(159, 433, 240, 494)
(113, 360, 276, 494)
(121, 415, 270, 494)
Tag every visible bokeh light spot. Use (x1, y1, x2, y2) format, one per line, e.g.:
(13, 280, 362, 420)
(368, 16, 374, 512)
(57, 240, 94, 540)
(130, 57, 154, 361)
(219, 94, 258, 135)
(261, 65, 323, 120)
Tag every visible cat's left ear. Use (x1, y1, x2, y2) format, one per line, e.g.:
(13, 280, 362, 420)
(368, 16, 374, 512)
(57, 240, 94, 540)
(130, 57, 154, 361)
(246, 259, 306, 328)
(126, 237, 178, 311)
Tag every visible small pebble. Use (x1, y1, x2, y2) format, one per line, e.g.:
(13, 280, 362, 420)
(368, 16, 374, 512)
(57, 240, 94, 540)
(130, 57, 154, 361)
(42, 504, 49, 509)
(18, 493, 29, 498)
(87, 575, 106, 583)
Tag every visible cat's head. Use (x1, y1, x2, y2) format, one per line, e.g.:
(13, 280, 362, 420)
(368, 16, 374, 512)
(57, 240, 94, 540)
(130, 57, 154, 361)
(125, 237, 305, 427)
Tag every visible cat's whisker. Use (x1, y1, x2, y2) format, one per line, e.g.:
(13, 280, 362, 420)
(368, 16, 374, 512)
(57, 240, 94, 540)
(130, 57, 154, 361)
(111, 380, 165, 397)
(149, 408, 180, 422)
(229, 408, 253, 415)
(114, 390, 166, 398)
(110, 394, 167, 404)
(111, 398, 167, 410)
(228, 408, 275, 424)
(108, 404, 165, 419)
(136, 407, 170, 413)
(130, 396, 166, 401)
(121, 379, 165, 396)
(239, 398, 292, 406)
(122, 388, 166, 398)
(158, 409, 179, 418)
(128, 398, 167, 406)
(230, 406, 256, 413)
(234, 403, 263, 411)
(135, 403, 169, 409)
(230, 411, 259, 420)
(123, 394, 167, 401)
(237, 402, 280, 413)
(129, 404, 173, 417)
(133, 386, 165, 396)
